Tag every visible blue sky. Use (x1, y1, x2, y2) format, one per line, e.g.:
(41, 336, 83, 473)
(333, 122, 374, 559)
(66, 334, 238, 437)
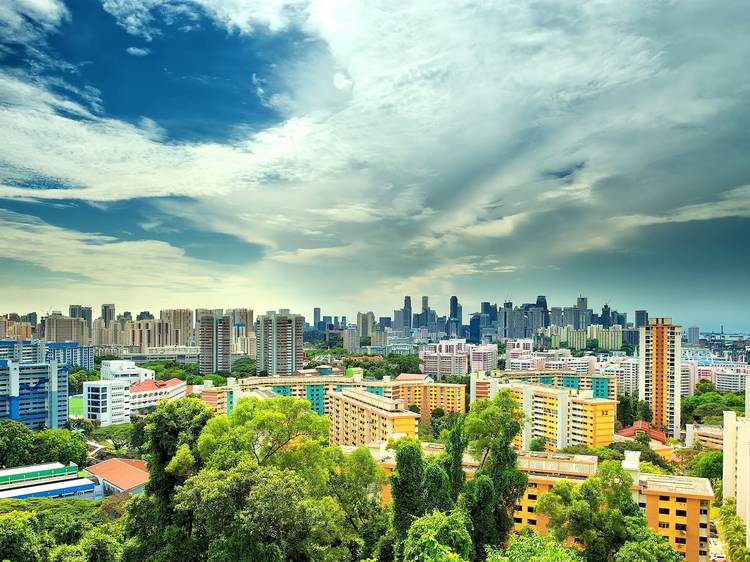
(1, 1, 749, 330)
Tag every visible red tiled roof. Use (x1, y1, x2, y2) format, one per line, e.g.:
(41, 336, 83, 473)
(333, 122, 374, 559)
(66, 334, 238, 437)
(85, 458, 149, 492)
(616, 421, 667, 444)
(130, 378, 184, 393)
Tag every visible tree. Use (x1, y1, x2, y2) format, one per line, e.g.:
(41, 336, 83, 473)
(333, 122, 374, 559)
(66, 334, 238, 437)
(688, 450, 723, 480)
(408, 404, 420, 414)
(529, 437, 546, 452)
(91, 423, 133, 451)
(326, 447, 388, 558)
(79, 527, 123, 562)
(69, 369, 99, 394)
(487, 530, 582, 562)
(441, 415, 468, 501)
(639, 461, 669, 475)
(635, 401, 652, 422)
(613, 528, 681, 562)
(0, 511, 45, 562)
(139, 397, 213, 502)
(465, 389, 527, 549)
(694, 379, 717, 395)
(34, 428, 88, 467)
(391, 441, 425, 539)
(401, 510, 473, 562)
(537, 461, 643, 562)
(196, 396, 329, 486)
(634, 430, 651, 447)
(422, 462, 454, 514)
(460, 474, 497, 560)
(0, 420, 34, 468)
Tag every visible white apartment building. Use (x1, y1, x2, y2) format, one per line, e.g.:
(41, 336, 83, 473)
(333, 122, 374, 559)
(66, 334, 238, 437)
(598, 357, 639, 396)
(505, 338, 533, 359)
(100, 360, 154, 385)
(723, 378, 750, 547)
(420, 339, 469, 380)
(83, 380, 131, 426)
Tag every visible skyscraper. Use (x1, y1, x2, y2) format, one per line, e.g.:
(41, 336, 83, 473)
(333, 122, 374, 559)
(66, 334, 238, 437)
(136, 311, 154, 321)
(68, 305, 92, 339)
(639, 318, 682, 438)
(449, 296, 459, 319)
(403, 296, 412, 331)
(687, 326, 700, 346)
(635, 310, 649, 328)
(45, 313, 89, 344)
(255, 309, 305, 376)
(313, 307, 321, 330)
(101, 304, 115, 328)
(357, 312, 375, 339)
(199, 312, 231, 375)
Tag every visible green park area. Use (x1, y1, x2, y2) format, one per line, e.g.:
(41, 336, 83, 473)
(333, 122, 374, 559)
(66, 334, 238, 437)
(69, 394, 84, 417)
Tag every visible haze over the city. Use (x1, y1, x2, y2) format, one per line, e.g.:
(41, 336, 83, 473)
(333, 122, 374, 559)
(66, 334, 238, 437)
(1, 1, 749, 330)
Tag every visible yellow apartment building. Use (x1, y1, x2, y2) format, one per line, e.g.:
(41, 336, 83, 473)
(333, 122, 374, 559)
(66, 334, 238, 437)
(328, 388, 419, 446)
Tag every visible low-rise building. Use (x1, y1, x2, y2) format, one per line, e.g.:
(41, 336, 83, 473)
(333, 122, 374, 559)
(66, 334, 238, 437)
(100, 360, 155, 385)
(329, 388, 419, 446)
(129, 378, 186, 411)
(85, 458, 149, 497)
(0, 462, 94, 500)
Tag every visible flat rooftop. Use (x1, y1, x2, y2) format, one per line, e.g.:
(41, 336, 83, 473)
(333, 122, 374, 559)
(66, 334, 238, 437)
(639, 473, 713, 497)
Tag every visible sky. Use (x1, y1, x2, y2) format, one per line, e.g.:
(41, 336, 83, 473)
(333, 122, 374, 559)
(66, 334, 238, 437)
(0, 1, 749, 331)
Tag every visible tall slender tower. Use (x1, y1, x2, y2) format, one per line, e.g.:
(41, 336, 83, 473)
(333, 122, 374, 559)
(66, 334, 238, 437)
(639, 317, 682, 438)
(101, 304, 115, 328)
(199, 312, 231, 375)
(403, 296, 412, 331)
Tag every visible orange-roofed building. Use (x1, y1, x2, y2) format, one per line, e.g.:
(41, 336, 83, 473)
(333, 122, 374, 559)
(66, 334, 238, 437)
(129, 377, 186, 411)
(617, 421, 667, 444)
(84, 458, 149, 497)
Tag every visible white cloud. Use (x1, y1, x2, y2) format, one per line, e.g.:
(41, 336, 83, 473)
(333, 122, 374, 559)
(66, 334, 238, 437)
(126, 46, 151, 56)
(2, 0, 750, 315)
(0, 0, 69, 43)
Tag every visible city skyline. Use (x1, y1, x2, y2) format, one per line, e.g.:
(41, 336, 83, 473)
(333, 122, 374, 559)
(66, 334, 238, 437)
(2, 2, 749, 330)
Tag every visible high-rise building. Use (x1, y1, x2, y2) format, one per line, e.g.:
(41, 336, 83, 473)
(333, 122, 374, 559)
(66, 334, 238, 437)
(160, 309, 193, 347)
(313, 307, 321, 330)
(45, 313, 89, 345)
(0, 359, 67, 429)
(46, 341, 94, 371)
(639, 318, 682, 438)
(68, 305, 92, 340)
(199, 312, 231, 375)
(403, 296, 412, 331)
(136, 311, 154, 321)
(356, 311, 375, 339)
(255, 309, 304, 376)
(687, 326, 700, 346)
(127, 319, 170, 352)
(101, 304, 116, 328)
(635, 310, 649, 328)
(723, 380, 750, 548)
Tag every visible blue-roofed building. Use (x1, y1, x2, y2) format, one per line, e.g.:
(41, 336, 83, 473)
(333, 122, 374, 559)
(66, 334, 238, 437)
(0, 359, 68, 429)
(46, 341, 95, 371)
(0, 462, 94, 500)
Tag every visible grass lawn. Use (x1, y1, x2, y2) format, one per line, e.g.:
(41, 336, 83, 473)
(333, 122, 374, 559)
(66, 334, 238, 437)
(69, 394, 84, 417)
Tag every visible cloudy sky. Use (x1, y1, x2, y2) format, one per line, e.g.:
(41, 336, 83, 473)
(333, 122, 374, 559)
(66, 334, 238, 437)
(1, 0, 749, 330)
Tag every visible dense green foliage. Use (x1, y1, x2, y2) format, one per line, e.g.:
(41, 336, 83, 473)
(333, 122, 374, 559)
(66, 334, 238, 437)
(719, 498, 750, 562)
(681, 379, 745, 426)
(616, 393, 654, 427)
(486, 530, 582, 562)
(537, 461, 681, 562)
(343, 353, 422, 380)
(0, 497, 121, 562)
(0, 421, 87, 468)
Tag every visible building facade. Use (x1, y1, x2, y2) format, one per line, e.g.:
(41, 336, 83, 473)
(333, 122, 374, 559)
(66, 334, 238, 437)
(639, 318, 682, 438)
(255, 309, 305, 376)
(199, 312, 231, 375)
(723, 378, 750, 547)
(329, 388, 419, 446)
(46, 341, 94, 371)
(83, 379, 131, 426)
(0, 359, 67, 429)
